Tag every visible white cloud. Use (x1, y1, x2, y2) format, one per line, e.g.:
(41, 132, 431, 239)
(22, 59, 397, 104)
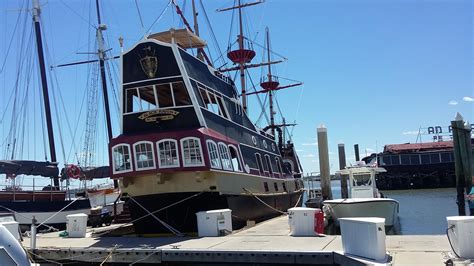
(463, 96, 474, 102)
(301, 154, 316, 158)
(301, 142, 318, 146)
(295, 149, 304, 152)
(402, 130, 420, 135)
(448, 100, 458, 105)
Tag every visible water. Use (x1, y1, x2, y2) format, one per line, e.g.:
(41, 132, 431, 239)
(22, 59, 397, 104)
(305, 180, 460, 235)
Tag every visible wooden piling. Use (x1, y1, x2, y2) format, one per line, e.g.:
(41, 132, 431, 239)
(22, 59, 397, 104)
(338, 144, 348, 199)
(354, 144, 360, 161)
(451, 113, 472, 216)
(317, 125, 333, 200)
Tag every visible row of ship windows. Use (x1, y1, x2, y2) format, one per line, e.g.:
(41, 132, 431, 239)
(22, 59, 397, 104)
(112, 137, 286, 176)
(263, 179, 303, 193)
(379, 152, 456, 166)
(112, 137, 239, 173)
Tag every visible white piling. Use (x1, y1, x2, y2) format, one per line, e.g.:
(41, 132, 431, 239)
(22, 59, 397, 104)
(30, 216, 37, 250)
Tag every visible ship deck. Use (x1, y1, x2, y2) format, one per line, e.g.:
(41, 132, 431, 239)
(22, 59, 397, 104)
(22, 215, 463, 265)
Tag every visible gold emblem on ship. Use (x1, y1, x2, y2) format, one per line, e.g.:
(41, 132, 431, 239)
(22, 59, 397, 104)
(138, 110, 179, 123)
(139, 46, 158, 78)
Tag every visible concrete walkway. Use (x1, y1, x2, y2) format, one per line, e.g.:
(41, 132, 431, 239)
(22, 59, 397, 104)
(22, 215, 464, 265)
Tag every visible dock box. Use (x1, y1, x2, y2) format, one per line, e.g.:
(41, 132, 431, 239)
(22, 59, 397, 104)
(288, 207, 321, 236)
(66, 213, 88, 238)
(196, 209, 232, 237)
(446, 216, 474, 259)
(339, 217, 386, 261)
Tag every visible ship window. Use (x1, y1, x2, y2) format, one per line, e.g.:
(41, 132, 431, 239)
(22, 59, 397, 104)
(133, 141, 156, 170)
(430, 153, 440, 163)
(218, 143, 233, 171)
(295, 180, 299, 190)
(400, 155, 410, 165)
(181, 137, 204, 167)
(157, 139, 179, 168)
(171, 82, 191, 106)
(275, 157, 283, 173)
(282, 182, 287, 192)
(263, 182, 269, 192)
(228, 145, 242, 171)
(112, 144, 132, 173)
(441, 152, 451, 162)
(420, 154, 430, 164)
(199, 86, 229, 118)
(409, 155, 420, 165)
(274, 182, 279, 192)
(207, 140, 221, 169)
(265, 155, 273, 175)
(156, 83, 174, 108)
(391, 155, 400, 165)
(255, 154, 264, 175)
(381, 156, 391, 165)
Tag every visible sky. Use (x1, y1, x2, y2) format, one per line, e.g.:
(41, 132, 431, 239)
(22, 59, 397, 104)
(0, 0, 472, 182)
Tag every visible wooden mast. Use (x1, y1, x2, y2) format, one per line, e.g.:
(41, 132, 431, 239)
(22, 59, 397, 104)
(237, 0, 247, 112)
(265, 28, 275, 137)
(95, 0, 113, 142)
(32, 0, 59, 188)
(191, 0, 203, 61)
(95, 0, 118, 188)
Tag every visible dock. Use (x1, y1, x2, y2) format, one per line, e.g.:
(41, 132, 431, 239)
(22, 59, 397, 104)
(22, 215, 458, 265)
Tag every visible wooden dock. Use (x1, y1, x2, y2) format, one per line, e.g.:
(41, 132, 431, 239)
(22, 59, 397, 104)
(22, 215, 463, 265)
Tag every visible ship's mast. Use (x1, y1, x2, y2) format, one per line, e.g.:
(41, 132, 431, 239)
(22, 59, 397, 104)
(191, 0, 203, 61)
(32, 0, 59, 188)
(265, 28, 275, 137)
(237, 0, 247, 112)
(219, 1, 261, 113)
(95, 0, 113, 142)
(95, 0, 118, 188)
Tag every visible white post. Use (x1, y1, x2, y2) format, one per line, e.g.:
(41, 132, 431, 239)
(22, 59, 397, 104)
(30, 216, 37, 250)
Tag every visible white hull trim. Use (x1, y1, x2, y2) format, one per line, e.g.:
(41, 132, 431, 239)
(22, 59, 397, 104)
(323, 198, 399, 226)
(14, 208, 91, 226)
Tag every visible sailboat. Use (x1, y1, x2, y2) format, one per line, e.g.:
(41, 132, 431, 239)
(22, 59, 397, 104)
(0, 0, 92, 230)
(109, 0, 305, 235)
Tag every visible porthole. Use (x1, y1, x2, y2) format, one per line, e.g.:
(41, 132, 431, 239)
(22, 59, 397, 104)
(252, 136, 257, 145)
(263, 140, 268, 149)
(271, 143, 276, 151)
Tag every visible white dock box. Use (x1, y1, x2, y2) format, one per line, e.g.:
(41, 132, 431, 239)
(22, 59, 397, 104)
(288, 207, 320, 236)
(196, 209, 232, 237)
(339, 217, 386, 261)
(66, 213, 88, 238)
(0, 221, 20, 241)
(446, 216, 474, 259)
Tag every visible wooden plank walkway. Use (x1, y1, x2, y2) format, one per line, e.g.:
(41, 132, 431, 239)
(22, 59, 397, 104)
(21, 215, 464, 265)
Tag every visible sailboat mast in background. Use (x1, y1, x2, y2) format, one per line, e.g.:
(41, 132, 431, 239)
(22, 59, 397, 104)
(32, 0, 59, 188)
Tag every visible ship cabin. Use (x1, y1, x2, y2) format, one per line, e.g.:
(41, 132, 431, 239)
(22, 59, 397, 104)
(109, 29, 297, 184)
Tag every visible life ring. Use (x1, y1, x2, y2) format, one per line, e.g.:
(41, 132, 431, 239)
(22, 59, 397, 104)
(67, 164, 82, 179)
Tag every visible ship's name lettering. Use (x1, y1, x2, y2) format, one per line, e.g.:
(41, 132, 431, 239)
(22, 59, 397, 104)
(138, 110, 179, 123)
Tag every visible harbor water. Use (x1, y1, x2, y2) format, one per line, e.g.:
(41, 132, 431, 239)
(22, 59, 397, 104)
(305, 180, 459, 235)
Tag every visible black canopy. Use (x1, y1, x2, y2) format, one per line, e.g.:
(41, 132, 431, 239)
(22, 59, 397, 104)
(0, 160, 59, 177)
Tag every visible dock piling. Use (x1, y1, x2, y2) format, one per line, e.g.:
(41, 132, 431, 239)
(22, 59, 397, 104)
(354, 144, 360, 162)
(317, 124, 332, 200)
(451, 113, 473, 216)
(338, 143, 349, 199)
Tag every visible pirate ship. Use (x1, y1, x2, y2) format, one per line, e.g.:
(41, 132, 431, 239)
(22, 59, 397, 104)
(110, 0, 304, 234)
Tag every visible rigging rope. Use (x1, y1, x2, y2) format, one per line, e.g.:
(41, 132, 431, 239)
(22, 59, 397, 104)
(144, 0, 173, 39)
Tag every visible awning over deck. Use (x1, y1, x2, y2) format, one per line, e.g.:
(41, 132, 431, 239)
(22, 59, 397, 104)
(148, 28, 207, 49)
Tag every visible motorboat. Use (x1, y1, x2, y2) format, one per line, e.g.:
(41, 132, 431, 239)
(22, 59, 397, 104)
(323, 163, 399, 228)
